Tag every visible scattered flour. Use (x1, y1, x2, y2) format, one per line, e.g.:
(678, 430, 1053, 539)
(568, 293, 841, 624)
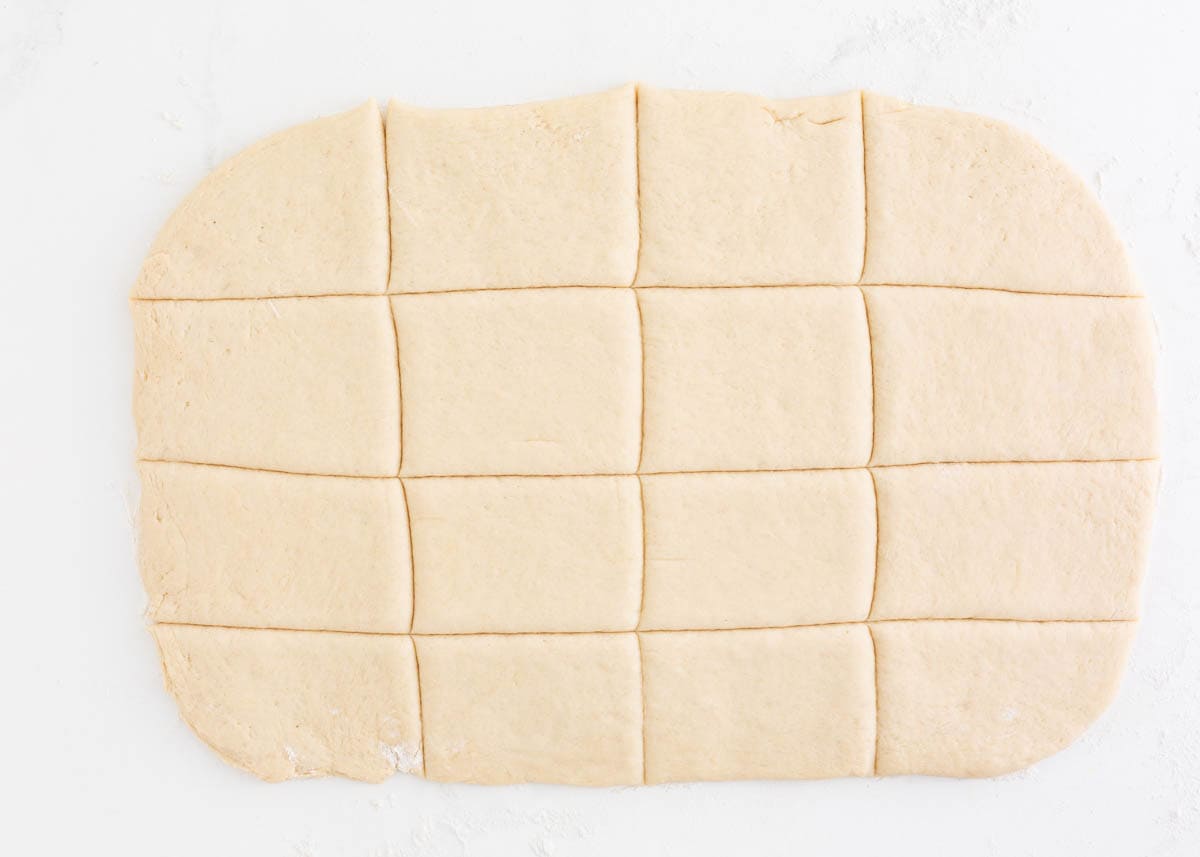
(380, 741, 423, 774)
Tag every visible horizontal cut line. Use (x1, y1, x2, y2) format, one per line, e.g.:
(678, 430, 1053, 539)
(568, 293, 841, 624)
(154, 618, 1138, 638)
(139, 458, 1160, 481)
(131, 293, 389, 302)
(129, 282, 1144, 303)
(137, 459, 398, 479)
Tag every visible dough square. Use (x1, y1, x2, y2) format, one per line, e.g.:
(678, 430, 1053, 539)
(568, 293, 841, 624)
(416, 633, 642, 785)
(406, 475, 642, 633)
(635, 87, 864, 286)
(871, 461, 1159, 621)
(873, 620, 1135, 777)
(864, 287, 1159, 465)
(639, 286, 872, 472)
(640, 470, 875, 630)
(133, 296, 401, 476)
(387, 86, 637, 292)
(860, 94, 1137, 296)
(640, 626, 875, 782)
(393, 289, 641, 476)
(133, 102, 389, 299)
(154, 625, 423, 783)
(140, 462, 413, 633)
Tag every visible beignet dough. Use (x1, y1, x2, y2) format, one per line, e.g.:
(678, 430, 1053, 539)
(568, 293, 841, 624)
(133, 86, 1158, 786)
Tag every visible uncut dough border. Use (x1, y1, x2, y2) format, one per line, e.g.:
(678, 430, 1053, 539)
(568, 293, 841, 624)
(134, 94, 1157, 783)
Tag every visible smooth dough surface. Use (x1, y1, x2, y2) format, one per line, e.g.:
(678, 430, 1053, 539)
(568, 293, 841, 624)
(416, 633, 643, 785)
(639, 286, 872, 472)
(864, 286, 1158, 465)
(640, 470, 875, 630)
(388, 86, 638, 291)
(154, 624, 422, 782)
(861, 94, 1137, 295)
(140, 461, 412, 632)
(407, 475, 642, 633)
(133, 86, 1158, 786)
(641, 626, 876, 782)
(134, 102, 388, 299)
(392, 288, 641, 476)
(636, 87, 864, 285)
(873, 620, 1136, 776)
(133, 296, 400, 476)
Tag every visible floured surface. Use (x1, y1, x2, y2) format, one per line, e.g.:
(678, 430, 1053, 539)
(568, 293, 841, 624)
(133, 86, 1158, 786)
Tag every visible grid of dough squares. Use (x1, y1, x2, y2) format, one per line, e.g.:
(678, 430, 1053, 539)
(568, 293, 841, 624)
(132, 85, 1159, 785)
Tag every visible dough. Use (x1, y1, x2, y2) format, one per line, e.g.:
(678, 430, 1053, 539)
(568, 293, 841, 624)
(638, 285, 872, 471)
(133, 87, 1159, 785)
(387, 86, 638, 291)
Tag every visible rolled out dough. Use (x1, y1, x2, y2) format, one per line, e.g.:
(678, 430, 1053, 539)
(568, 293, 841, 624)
(132, 85, 1158, 785)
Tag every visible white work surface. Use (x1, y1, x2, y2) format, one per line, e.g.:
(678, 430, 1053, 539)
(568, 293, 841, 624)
(7, 0, 1197, 853)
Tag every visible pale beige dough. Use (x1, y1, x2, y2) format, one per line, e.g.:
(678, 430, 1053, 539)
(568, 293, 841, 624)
(154, 624, 422, 782)
(636, 87, 864, 286)
(140, 461, 412, 632)
(387, 86, 638, 291)
(639, 286, 872, 472)
(133, 296, 400, 476)
(132, 85, 1159, 786)
(641, 625, 876, 782)
(415, 633, 643, 785)
(406, 475, 642, 633)
(871, 460, 1159, 621)
(640, 470, 875, 629)
(861, 94, 1137, 295)
(864, 286, 1158, 465)
(873, 620, 1136, 776)
(392, 288, 641, 476)
(134, 101, 388, 299)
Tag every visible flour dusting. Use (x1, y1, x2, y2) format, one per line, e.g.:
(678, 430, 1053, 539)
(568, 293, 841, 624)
(381, 741, 422, 774)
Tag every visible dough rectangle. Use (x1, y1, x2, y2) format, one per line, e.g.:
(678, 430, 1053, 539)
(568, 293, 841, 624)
(133, 102, 389, 299)
(415, 633, 643, 785)
(871, 460, 1159, 621)
(639, 286, 873, 472)
(864, 287, 1158, 465)
(153, 625, 422, 783)
(636, 87, 864, 286)
(392, 289, 642, 476)
(640, 625, 876, 782)
(640, 470, 876, 629)
(140, 461, 413, 632)
(873, 620, 1135, 777)
(406, 475, 642, 633)
(133, 296, 401, 476)
(860, 94, 1136, 295)
(387, 86, 638, 292)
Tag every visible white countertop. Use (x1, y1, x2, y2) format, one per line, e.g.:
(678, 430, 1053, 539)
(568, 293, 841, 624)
(10, 0, 1198, 853)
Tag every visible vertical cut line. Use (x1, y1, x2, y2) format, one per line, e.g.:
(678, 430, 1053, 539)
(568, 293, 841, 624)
(636, 475, 648, 629)
(389, 299, 405, 476)
(410, 636, 427, 778)
(381, 107, 406, 476)
(631, 84, 644, 287)
(636, 630, 648, 785)
(857, 286, 876, 466)
(857, 90, 869, 284)
(636, 474, 649, 785)
(400, 479, 418, 634)
(381, 101, 393, 291)
(635, 290, 647, 474)
(865, 468, 881, 621)
(867, 624, 880, 777)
